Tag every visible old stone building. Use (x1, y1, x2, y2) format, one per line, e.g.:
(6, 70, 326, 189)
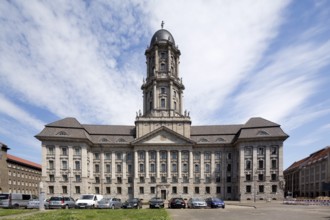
(36, 27, 288, 201)
(0, 142, 42, 195)
(284, 146, 330, 198)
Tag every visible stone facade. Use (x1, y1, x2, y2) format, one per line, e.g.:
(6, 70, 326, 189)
(36, 27, 288, 201)
(0, 143, 10, 193)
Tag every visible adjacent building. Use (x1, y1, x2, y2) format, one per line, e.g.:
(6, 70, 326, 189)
(284, 146, 330, 198)
(36, 27, 288, 201)
(0, 142, 42, 195)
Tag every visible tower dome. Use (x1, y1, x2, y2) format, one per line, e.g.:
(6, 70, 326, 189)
(150, 29, 175, 46)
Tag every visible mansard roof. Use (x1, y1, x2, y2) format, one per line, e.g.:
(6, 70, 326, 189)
(46, 117, 83, 128)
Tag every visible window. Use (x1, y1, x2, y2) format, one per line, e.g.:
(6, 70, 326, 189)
(216, 187, 221, 194)
(246, 185, 251, 193)
(61, 147, 67, 156)
(245, 147, 252, 156)
(128, 177, 133, 183)
(194, 164, 200, 173)
(62, 160, 68, 170)
(258, 160, 264, 169)
(139, 164, 144, 172)
(258, 147, 265, 155)
(116, 152, 122, 160)
(272, 185, 277, 193)
(49, 160, 54, 170)
(182, 151, 189, 159)
(75, 175, 81, 182)
(161, 99, 166, 108)
(160, 63, 166, 71)
(161, 176, 167, 183)
(171, 151, 178, 159)
(95, 177, 100, 184)
(105, 153, 111, 160)
(204, 152, 211, 160)
(271, 173, 277, 181)
(183, 176, 189, 183)
(226, 176, 231, 182)
(183, 187, 188, 194)
(126, 152, 132, 161)
(74, 147, 81, 156)
(149, 151, 156, 160)
(227, 153, 232, 160)
(47, 146, 55, 155)
(75, 161, 81, 170)
(62, 175, 68, 182)
(246, 174, 251, 181)
(62, 186, 67, 194)
(172, 164, 177, 172)
(151, 187, 155, 194)
(227, 164, 231, 172)
(194, 152, 201, 160)
(205, 187, 210, 194)
(271, 147, 277, 155)
(245, 160, 251, 170)
(150, 176, 156, 183)
(216, 164, 221, 172)
(205, 164, 210, 173)
(150, 164, 156, 172)
(117, 164, 122, 173)
(161, 164, 166, 172)
(105, 177, 111, 183)
(271, 160, 277, 169)
(195, 177, 200, 183)
(215, 152, 221, 160)
(95, 187, 100, 194)
(195, 187, 200, 194)
(95, 164, 100, 173)
(94, 153, 100, 160)
(161, 151, 167, 159)
(216, 176, 221, 183)
(117, 187, 122, 194)
(172, 176, 178, 183)
(227, 187, 232, 193)
(49, 186, 54, 194)
(128, 164, 132, 173)
(139, 187, 144, 194)
(106, 164, 111, 173)
(75, 186, 80, 194)
(258, 174, 264, 181)
(117, 177, 122, 184)
(139, 176, 144, 183)
(259, 185, 264, 193)
(139, 151, 145, 160)
(161, 87, 166, 94)
(106, 187, 111, 194)
(49, 175, 55, 182)
(182, 163, 188, 172)
(172, 187, 177, 194)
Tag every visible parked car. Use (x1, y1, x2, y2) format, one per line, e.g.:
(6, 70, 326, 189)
(168, 198, 186, 209)
(149, 197, 164, 208)
(205, 197, 225, 208)
(75, 194, 103, 209)
(27, 199, 50, 209)
(0, 193, 37, 208)
(48, 196, 75, 209)
(98, 198, 122, 209)
(187, 198, 207, 209)
(122, 198, 142, 209)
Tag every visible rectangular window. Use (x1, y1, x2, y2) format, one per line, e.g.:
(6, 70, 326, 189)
(106, 187, 111, 194)
(216, 187, 221, 194)
(117, 164, 122, 173)
(172, 186, 177, 194)
(139, 176, 144, 183)
(259, 185, 264, 193)
(75, 175, 81, 182)
(246, 185, 251, 193)
(95, 164, 100, 173)
(205, 187, 210, 194)
(62, 175, 68, 182)
(62, 160, 67, 170)
(161, 176, 167, 183)
(227, 153, 232, 160)
(161, 87, 166, 94)
(161, 152, 167, 159)
(95, 177, 100, 183)
(183, 187, 188, 194)
(258, 160, 264, 169)
(74, 147, 81, 155)
(139, 151, 145, 159)
(75, 161, 81, 170)
(271, 146, 277, 155)
(139, 187, 144, 194)
(272, 185, 277, 193)
(182, 163, 188, 172)
(49, 175, 55, 182)
(75, 186, 80, 194)
(62, 186, 67, 194)
(216, 176, 221, 183)
(227, 164, 231, 172)
(245, 160, 251, 170)
(205, 164, 210, 173)
(106, 177, 111, 183)
(215, 152, 221, 160)
(271, 160, 277, 169)
(95, 187, 100, 194)
(117, 187, 122, 194)
(106, 164, 111, 173)
(172, 176, 178, 183)
(150, 164, 156, 172)
(61, 147, 67, 156)
(227, 176, 231, 183)
(246, 174, 251, 181)
(128, 187, 133, 195)
(47, 146, 55, 155)
(227, 186, 232, 194)
(171, 151, 178, 159)
(245, 147, 252, 156)
(49, 186, 54, 194)
(149, 152, 156, 160)
(195, 187, 200, 194)
(161, 99, 166, 108)
(161, 164, 166, 172)
(172, 164, 177, 172)
(258, 174, 264, 181)
(105, 153, 111, 160)
(49, 160, 54, 169)
(150, 187, 155, 194)
(139, 164, 144, 172)
(117, 177, 122, 184)
(116, 152, 122, 160)
(258, 147, 265, 155)
(94, 153, 100, 160)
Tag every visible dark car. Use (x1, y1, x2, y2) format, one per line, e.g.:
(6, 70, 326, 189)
(122, 198, 142, 209)
(149, 197, 164, 208)
(205, 197, 225, 208)
(168, 198, 186, 209)
(48, 196, 75, 209)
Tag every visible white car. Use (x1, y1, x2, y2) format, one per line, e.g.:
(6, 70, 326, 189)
(75, 194, 103, 208)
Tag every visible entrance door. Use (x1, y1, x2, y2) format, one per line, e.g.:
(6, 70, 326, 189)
(161, 190, 166, 200)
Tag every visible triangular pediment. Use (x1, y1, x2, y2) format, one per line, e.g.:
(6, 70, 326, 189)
(132, 126, 195, 145)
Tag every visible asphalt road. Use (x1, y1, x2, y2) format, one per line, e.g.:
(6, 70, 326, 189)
(167, 203, 330, 220)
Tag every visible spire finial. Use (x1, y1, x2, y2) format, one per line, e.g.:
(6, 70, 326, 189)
(161, 21, 164, 29)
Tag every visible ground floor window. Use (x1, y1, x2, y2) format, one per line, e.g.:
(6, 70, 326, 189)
(183, 186, 188, 194)
(259, 185, 264, 193)
(117, 187, 122, 194)
(205, 186, 210, 194)
(150, 187, 155, 194)
(139, 187, 144, 194)
(75, 186, 80, 194)
(172, 186, 177, 194)
(246, 185, 251, 193)
(195, 187, 199, 194)
(216, 186, 221, 194)
(106, 187, 110, 194)
(49, 186, 54, 194)
(227, 186, 231, 194)
(95, 187, 99, 194)
(272, 185, 277, 193)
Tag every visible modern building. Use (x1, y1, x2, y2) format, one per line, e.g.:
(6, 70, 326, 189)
(36, 26, 288, 201)
(284, 146, 330, 198)
(0, 142, 42, 195)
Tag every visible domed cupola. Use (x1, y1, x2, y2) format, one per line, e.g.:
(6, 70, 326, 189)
(150, 29, 175, 46)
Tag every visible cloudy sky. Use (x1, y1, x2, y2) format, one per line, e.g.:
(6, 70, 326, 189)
(0, 0, 330, 169)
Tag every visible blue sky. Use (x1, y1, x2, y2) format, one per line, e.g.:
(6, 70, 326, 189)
(0, 0, 330, 169)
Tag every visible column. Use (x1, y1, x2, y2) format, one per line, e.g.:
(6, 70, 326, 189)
(169, 82, 173, 116)
(200, 151, 204, 180)
(111, 152, 115, 180)
(156, 150, 160, 179)
(100, 151, 104, 195)
(179, 92, 183, 115)
(189, 151, 193, 179)
(134, 150, 138, 179)
(122, 152, 127, 179)
(168, 46, 171, 73)
(167, 151, 171, 178)
(153, 82, 157, 110)
(211, 151, 215, 180)
(265, 146, 270, 179)
(155, 46, 159, 71)
(145, 151, 149, 179)
(143, 92, 146, 115)
(178, 150, 182, 179)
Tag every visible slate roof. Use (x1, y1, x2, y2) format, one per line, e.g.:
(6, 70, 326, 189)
(36, 117, 288, 145)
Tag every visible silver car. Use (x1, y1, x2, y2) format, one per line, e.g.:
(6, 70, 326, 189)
(48, 196, 75, 209)
(98, 198, 122, 209)
(187, 198, 207, 209)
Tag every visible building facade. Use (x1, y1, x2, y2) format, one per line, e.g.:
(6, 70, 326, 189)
(284, 146, 330, 198)
(36, 27, 288, 201)
(0, 142, 42, 195)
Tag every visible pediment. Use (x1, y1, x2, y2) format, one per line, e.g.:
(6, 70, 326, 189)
(132, 127, 194, 145)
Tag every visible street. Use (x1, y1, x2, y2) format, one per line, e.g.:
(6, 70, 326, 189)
(167, 202, 330, 220)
